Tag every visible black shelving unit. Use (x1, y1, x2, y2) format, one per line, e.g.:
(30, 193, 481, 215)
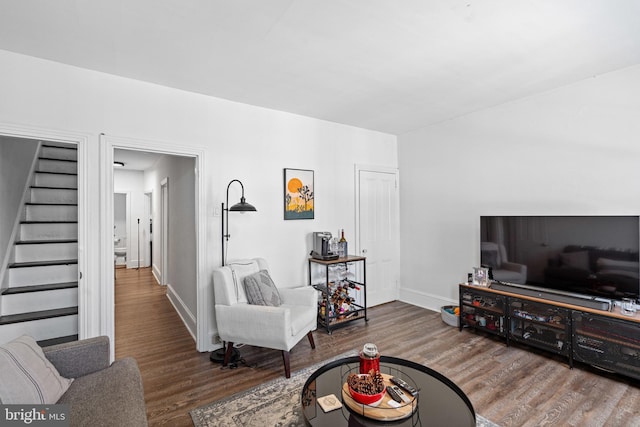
(309, 255, 367, 334)
(509, 299, 572, 366)
(459, 287, 507, 339)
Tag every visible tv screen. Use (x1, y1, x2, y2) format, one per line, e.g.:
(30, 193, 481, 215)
(480, 216, 640, 301)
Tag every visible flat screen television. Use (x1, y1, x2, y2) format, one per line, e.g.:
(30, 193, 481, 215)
(480, 216, 640, 301)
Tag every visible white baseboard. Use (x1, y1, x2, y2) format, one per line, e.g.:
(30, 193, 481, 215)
(166, 284, 196, 342)
(152, 264, 161, 285)
(399, 287, 456, 313)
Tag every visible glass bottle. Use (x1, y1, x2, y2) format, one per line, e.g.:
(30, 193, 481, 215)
(339, 229, 348, 258)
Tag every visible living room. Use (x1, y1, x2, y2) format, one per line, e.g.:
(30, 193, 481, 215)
(1, 2, 640, 426)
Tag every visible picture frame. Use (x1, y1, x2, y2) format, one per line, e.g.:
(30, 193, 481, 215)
(284, 168, 314, 220)
(472, 267, 490, 287)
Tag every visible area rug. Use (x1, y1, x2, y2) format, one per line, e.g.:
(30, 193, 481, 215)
(190, 350, 500, 427)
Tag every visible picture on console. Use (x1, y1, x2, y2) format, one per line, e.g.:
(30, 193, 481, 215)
(480, 216, 640, 300)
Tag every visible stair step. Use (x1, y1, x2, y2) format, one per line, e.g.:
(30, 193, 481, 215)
(37, 335, 78, 347)
(26, 202, 77, 206)
(40, 145, 77, 161)
(35, 170, 77, 176)
(38, 157, 77, 163)
(30, 187, 77, 204)
(0, 307, 78, 326)
(37, 159, 77, 174)
(24, 204, 77, 222)
(0, 314, 78, 344)
(7, 263, 77, 287)
(21, 220, 77, 224)
(19, 222, 78, 241)
(41, 143, 76, 151)
(9, 259, 78, 269)
(2, 282, 78, 295)
(14, 241, 77, 263)
(30, 186, 77, 191)
(16, 239, 78, 245)
(1, 287, 78, 316)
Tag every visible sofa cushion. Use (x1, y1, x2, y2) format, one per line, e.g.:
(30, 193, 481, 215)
(244, 270, 282, 306)
(58, 357, 147, 427)
(0, 335, 73, 404)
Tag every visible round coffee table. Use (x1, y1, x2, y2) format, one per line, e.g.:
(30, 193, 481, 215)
(301, 356, 475, 426)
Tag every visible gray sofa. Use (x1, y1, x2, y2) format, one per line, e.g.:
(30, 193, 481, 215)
(43, 336, 148, 427)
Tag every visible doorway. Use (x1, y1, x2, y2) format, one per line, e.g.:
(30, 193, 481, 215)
(100, 134, 207, 355)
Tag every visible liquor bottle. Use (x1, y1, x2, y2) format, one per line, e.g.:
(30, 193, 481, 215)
(339, 229, 348, 258)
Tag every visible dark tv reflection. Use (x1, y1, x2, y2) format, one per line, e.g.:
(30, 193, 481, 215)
(480, 216, 640, 300)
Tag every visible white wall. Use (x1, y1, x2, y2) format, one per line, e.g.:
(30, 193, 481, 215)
(0, 136, 39, 287)
(0, 49, 397, 349)
(398, 65, 640, 311)
(143, 154, 197, 336)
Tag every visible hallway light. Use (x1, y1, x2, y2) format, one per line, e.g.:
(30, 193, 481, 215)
(221, 179, 257, 266)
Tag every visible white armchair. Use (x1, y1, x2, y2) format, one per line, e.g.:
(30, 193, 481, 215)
(212, 258, 317, 378)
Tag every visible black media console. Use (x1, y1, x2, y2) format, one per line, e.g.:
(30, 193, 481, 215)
(460, 283, 640, 381)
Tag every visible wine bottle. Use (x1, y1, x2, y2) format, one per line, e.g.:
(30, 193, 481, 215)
(339, 229, 348, 258)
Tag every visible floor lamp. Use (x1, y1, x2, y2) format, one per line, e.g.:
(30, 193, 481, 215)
(211, 179, 257, 365)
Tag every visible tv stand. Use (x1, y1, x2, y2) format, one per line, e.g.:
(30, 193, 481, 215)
(459, 283, 640, 381)
(490, 281, 612, 311)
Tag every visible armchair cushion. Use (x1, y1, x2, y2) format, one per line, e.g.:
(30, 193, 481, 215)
(244, 270, 282, 306)
(0, 335, 73, 404)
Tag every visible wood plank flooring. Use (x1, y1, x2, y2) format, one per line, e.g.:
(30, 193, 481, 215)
(115, 267, 640, 426)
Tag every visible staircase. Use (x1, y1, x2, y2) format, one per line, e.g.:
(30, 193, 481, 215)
(0, 143, 79, 344)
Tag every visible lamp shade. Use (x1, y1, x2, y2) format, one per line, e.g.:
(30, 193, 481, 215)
(229, 196, 256, 212)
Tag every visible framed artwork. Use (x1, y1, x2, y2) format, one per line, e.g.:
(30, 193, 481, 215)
(473, 267, 490, 287)
(284, 168, 314, 220)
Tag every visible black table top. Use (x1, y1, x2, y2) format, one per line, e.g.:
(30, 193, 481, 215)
(302, 355, 476, 427)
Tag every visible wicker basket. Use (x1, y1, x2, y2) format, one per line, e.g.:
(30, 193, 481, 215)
(441, 306, 459, 327)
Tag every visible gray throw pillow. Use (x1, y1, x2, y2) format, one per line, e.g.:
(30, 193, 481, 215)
(243, 270, 282, 306)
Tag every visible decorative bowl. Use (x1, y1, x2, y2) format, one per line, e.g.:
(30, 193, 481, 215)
(347, 374, 386, 405)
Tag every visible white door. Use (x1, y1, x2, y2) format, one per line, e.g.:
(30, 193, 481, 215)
(356, 166, 400, 307)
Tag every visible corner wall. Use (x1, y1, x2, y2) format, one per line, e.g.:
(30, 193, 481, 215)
(398, 65, 640, 311)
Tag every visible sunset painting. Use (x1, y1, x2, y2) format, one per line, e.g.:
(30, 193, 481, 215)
(284, 168, 314, 220)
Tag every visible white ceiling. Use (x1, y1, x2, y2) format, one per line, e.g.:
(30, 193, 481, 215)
(1, 1, 639, 135)
(114, 149, 163, 171)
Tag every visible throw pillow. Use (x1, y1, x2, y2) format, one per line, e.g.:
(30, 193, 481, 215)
(228, 260, 260, 303)
(0, 335, 73, 404)
(243, 270, 282, 307)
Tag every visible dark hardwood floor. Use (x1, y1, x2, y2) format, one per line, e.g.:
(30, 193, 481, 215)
(115, 267, 640, 426)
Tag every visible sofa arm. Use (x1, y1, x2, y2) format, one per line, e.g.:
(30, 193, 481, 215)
(43, 336, 110, 379)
